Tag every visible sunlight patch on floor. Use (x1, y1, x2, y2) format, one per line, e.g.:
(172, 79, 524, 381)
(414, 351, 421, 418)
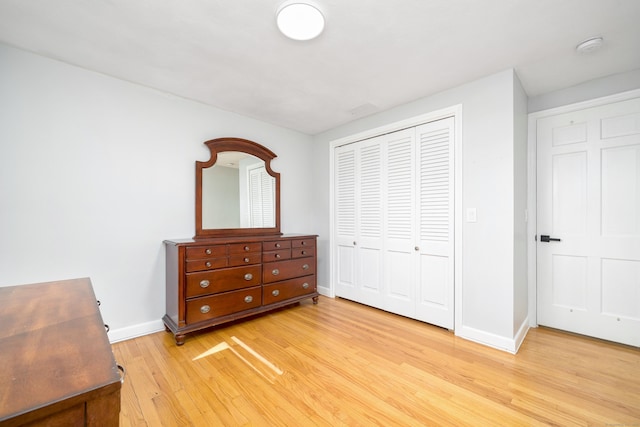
(192, 336, 283, 383)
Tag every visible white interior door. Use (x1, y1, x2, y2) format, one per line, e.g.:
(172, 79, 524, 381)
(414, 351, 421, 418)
(382, 128, 417, 317)
(414, 118, 455, 329)
(537, 97, 640, 347)
(334, 144, 359, 301)
(355, 136, 385, 309)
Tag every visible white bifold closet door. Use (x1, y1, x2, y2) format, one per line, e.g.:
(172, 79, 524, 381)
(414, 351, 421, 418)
(334, 117, 454, 329)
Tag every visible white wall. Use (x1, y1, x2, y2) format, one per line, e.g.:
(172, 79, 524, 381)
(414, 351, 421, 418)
(0, 43, 315, 342)
(314, 69, 527, 351)
(528, 68, 640, 113)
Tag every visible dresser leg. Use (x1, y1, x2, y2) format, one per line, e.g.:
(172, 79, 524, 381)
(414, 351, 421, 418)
(312, 296, 319, 305)
(175, 334, 186, 346)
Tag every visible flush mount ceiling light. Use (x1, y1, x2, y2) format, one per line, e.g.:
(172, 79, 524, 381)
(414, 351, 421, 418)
(276, 1, 325, 41)
(576, 36, 604, 54)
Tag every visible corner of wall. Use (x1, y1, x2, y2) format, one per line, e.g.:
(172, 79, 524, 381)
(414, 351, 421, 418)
(455, 325, 521, 354)
(108, 319, 166, 344)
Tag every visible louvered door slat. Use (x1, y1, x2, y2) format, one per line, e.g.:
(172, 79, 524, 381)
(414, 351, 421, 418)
(335, 149, 356, 237)
(386, 136, 413, 239)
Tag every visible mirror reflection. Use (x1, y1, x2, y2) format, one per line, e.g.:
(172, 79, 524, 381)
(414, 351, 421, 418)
(202, 151, 276, 229)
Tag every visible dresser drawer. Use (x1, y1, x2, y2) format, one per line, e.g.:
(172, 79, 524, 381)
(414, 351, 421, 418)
(186, 245, 226, 260)
(229, 242, 262, 254)
(186, 257, 227, 273)
(186, 286, 262, 324)
(186, 265, 262, 298)
(263, 240, 291, 251)
(292, 238, 314, 249)
(263, 258, 315, 283)
(263, 248, 291, 262)
(263, 276, 317, 305)
(292, 246, 315, 259)
(229, 252, 262, 267)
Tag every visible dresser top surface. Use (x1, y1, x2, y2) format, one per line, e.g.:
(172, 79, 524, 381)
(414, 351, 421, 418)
(0, 278, 121, 422)
(165, 233, 318, 246)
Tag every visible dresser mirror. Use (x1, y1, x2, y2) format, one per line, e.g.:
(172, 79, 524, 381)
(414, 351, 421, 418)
(195, 137, 281, 238)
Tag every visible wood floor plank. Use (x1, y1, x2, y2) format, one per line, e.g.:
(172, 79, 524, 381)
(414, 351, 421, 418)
(112, 296, 640, 426)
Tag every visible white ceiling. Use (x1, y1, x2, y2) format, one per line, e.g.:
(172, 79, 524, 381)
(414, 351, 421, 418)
(1, 0, 639, 135)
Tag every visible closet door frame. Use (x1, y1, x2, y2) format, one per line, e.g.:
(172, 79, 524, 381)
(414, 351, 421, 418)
(329, 104, 463, 331)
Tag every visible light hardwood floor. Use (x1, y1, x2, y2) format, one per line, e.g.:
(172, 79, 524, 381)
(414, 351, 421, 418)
(112, 296, 640, 426)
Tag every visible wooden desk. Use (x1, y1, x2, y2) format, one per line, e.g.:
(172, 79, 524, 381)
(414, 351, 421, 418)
(0, 278, 121, 426)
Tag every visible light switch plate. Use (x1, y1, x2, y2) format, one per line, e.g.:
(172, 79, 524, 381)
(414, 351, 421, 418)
(466, 208, 477, 223)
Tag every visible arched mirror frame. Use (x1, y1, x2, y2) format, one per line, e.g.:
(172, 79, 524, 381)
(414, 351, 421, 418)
(195, 137, 281, 239)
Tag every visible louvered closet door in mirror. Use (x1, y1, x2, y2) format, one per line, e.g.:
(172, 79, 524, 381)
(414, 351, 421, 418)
(333, 117, 454, 329)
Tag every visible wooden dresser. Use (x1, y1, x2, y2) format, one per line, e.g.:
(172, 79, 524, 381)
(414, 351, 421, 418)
(0, 278, 122, 426)
(163, 234, 318, 345)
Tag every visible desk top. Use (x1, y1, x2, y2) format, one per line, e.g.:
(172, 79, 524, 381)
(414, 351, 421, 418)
(0, 278, 121, 423)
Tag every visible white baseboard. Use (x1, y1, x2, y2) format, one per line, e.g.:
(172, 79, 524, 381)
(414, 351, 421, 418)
(317, 284, 333, 298)
(513, 316, 530, 353)
(108, 319, 166, 344)
(456, 323, 528, 354)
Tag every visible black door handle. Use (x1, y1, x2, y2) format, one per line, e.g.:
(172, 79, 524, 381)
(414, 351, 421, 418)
(540, 235, 561, 242)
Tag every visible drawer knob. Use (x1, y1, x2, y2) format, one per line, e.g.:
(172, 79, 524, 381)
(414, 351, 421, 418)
(205, 248, 212, 255)
(244, 245, 250, 251)
(301, 250, 306, 255)
(205, 261, 212, 268)
(272, 268, 280, 276)
(200, 280, 210, 288)
(244, 257, 250, 263)
(272, 289, 280, 297)
(275, 254, 281, 259)
(200, 305, 211, 314)
(302, 282, 309, 289)
(301, 241, 306, 246)
(302, 264, 309, 270)
(275, 243, 281, 248)
(244, 295, 253, 303)
(244, 273, 253, 281)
